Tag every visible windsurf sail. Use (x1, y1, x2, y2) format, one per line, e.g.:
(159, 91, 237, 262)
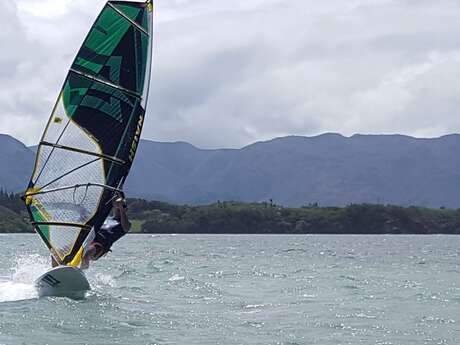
(23, 0, 154, 266)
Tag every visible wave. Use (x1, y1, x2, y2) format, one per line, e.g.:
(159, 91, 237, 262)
(0, 254, 49, 302)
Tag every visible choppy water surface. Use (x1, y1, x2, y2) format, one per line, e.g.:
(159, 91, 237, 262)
(0, 234, 459, 345)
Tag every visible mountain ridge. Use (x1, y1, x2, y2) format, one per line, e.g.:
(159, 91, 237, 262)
(1, 133, 459, 208)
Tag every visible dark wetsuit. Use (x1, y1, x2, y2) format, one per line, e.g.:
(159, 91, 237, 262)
(94, 215, 127, 253)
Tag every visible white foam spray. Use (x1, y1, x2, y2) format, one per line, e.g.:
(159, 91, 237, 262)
(0, 254, 118, 301)
(0, 254, 49, 302)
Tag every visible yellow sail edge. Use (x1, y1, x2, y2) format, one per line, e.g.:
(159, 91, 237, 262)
(24, 187, 40, 205)
(146, 0, 153, 12)
(69, 246, 84, 267)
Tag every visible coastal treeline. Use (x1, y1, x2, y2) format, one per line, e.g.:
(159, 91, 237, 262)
(1, 192, 459, 234)
(0, 190, 31, 233)
(127, 199, 460, 235)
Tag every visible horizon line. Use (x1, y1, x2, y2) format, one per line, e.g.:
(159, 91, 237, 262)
(1, 131, 459, 151)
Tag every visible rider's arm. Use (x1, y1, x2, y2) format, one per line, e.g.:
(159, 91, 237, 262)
(117, 203, 131, 232)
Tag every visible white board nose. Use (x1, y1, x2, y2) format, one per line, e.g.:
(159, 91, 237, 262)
(35, 265, 90, 299)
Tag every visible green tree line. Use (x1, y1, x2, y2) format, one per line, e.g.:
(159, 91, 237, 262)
(1, 192, 459, 234)
(127, 199, 460, 234)
(0, 190, 31, 233)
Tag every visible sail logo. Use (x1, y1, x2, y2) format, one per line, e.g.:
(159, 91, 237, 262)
(129, 114, 144, 162)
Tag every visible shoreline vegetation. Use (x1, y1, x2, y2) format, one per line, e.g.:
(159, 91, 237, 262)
(1, 191, 459, 234)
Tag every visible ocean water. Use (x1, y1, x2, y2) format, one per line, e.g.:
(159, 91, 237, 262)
(0, 234, 458, 345)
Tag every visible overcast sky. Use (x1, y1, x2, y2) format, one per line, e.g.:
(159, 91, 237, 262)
(2, 0, 460, 148)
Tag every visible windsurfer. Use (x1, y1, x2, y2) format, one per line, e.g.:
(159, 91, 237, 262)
(80, 196, 131, 269)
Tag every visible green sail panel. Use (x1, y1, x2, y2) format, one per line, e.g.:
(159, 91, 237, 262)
(113, 4, 141, 22)
(24, 0, 153, 265)
(72, 2, 150, 95)
(111, 1, 150, 32)
(73, 7, 130, 74)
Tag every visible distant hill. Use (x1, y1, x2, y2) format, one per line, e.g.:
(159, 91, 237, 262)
(1, 133, 459, 208)
(125, 133, 460, 208)
(0, 134, 34, 193)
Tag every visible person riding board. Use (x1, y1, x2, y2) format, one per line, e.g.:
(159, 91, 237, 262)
(51, 195, 131, 268)
(80, 195, 131, 269)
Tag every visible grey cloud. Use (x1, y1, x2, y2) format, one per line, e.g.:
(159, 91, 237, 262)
(371, 32, 460, 53)
(1, 0, 460, 148)
(144, 0, 460, 147)
(0, 2, 29, 77)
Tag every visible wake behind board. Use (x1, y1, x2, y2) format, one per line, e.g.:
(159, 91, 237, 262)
(35, 266, 90, 299)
